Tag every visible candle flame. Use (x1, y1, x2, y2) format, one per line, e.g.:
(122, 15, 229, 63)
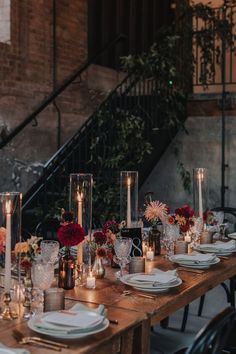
(5, 200, 11, 214)
(127, 177, 131, 187)
(77, 192, 83, 202)
(197, 169, 204, 181)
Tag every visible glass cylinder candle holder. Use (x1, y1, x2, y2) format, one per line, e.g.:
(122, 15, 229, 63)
(69, 174, 93, 266)
(193, 168, 208, 221)
(120, 171, 138, 228)
(0, 192, 22, 320)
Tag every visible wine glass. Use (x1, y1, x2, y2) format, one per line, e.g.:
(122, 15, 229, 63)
(40, 240, 60, 265)
(191, 217, 203, 247)
(113, 237, 133, 277)
(31, 261, 55, 312)
(162, 223, 180, 258)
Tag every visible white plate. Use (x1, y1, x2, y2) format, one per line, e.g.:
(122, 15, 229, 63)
(169, 256, 220, 269)
(193, 246, 235, 256)
(227, 233, 236, 240)
(120, 273, 182, 289)
(28, 314, 109, 339)
(133, 286, 169, 293)
(0, 349, 18, 354)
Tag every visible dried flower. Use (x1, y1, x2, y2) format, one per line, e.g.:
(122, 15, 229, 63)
(96, 247, 107, 258)
(57, 223, 85, 247)
(15, 242, 29, 254)
(144, 200, 168, 223)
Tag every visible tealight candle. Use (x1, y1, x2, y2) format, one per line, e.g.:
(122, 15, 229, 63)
(146, 247, 154, 261)
(86, 272, 96, 289)
(184, 234, 191, 243)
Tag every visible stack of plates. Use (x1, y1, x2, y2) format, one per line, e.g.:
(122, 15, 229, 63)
(28, 310, 109, 339)
(169, 253, 220, 269)
(120, 272, 182, 293)
(194, 240, 236, 256)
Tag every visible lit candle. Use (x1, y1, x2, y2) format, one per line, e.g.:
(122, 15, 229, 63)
(5, 200, 11, 293)
(198, 169, 203, 220)
(77, 192, 83, 265)
(146, 247, 154, 261)
(86, 272, 96, 289)
(127, 177, 131, 228)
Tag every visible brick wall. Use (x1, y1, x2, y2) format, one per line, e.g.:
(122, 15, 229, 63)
(0, 0, 97, 192)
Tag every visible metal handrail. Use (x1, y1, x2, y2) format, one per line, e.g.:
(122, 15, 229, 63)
(0, 34, 126, 150)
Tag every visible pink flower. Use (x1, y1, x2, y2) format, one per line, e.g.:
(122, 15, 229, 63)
(57, 223, 85, 247)
(144, 201, 168, 223)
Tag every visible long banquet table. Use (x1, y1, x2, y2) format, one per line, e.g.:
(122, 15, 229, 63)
(0, 254, 236, 354)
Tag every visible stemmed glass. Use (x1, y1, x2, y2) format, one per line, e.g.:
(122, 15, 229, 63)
(191, 217, 203, 248)
(162, 223, 180, 258)
(113, 237, 133, 277)
(31, 261, 55, 312)
(40, 240, 60, 265)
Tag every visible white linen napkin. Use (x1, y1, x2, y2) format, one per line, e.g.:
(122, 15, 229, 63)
(198, 240, 236, 252)
(0, 343, 30, 354)
(171, 253, 216, 264)
(130, 269, 177, 285)
(35, 303, 106, 334)
(228, 232, 236, 239)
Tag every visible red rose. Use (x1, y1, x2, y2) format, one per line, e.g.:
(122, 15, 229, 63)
(57, 223, 85, 247)
(93, 231, 107, 246)
(96, 247, 107, 258)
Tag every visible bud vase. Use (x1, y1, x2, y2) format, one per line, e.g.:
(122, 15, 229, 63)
(58, 255, 75, 290)
(92, 256, 105, 279)
(149, 225, 161, 255)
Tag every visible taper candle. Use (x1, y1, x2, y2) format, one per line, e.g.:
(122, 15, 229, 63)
(127, 177, 131, 228)
(5, 200, 11, 293)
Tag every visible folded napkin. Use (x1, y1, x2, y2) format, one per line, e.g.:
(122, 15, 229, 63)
(35, 303, 106, 334)
(0, 342, 30, 354)
(228, 232, 236, 239)
(198, 240, 236, 252)
(130, 269, 177, 285)
(171, 253, 216, 264)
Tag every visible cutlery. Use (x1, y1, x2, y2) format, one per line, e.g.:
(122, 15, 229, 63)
(109, 319, 118, 325)
(177, 267, 205, 274)
(12, 329, 68, 350)
(122, 290, 156, 299)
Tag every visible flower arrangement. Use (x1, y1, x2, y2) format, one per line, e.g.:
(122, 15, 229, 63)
(169, 204, 195, 233)
(203, 210, 218, 226)
(144, 200, 169, 225)
(90, 231, 112, 259)
(14, 235, 42, 270)
(0, 227, 6, 253)
(57, 211, 85, 255)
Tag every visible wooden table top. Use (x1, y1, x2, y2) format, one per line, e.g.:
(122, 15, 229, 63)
(0, 300, 149, 354)
(67, 254, 236, 325)
(0, 254, 235, 353)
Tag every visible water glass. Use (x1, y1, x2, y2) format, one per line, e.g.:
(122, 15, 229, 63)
(40, 240, 60, 264)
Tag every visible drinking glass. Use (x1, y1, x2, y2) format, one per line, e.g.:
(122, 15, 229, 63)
(113, 237, 132, 277)
(191, 217, 203, 247)
(40, 240, 60, 265)
(162, 223, 180, 258)
(31, 262, 54, 311)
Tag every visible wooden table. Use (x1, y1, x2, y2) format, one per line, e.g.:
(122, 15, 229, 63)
(67, 255, 236, 325)
(0, 301, 149, 354)
(0, 254, 235, 354)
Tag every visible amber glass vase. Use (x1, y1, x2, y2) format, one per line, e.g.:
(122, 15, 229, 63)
(58, 254, 75, 290)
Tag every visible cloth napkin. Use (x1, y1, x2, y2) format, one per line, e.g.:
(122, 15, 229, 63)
(130, 269, 177, 285)
(228, 232, 236, 239)
(0, 342, 30, 354)
(171, 253, 216, 264)
(197, 240, 236, 252)
(34, 303, 106, 334)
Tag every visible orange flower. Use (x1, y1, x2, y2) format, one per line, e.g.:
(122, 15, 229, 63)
(168, 215, 175, 225)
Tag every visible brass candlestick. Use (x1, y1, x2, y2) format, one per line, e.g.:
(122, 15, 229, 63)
(0, 292, 17, 320)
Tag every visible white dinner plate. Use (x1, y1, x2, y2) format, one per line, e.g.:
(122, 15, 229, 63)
(0, 349, 19, 354)
(120, 273, 182, 289)
(133, 286, 169, 293)
(193, 246, 236, 256)
(169, 256, 221, 269)
(28, 314, 109, 339)
(227, 233, 236, 240)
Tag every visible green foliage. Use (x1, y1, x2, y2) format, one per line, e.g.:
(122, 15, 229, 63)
(88, 105, 153, 225)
